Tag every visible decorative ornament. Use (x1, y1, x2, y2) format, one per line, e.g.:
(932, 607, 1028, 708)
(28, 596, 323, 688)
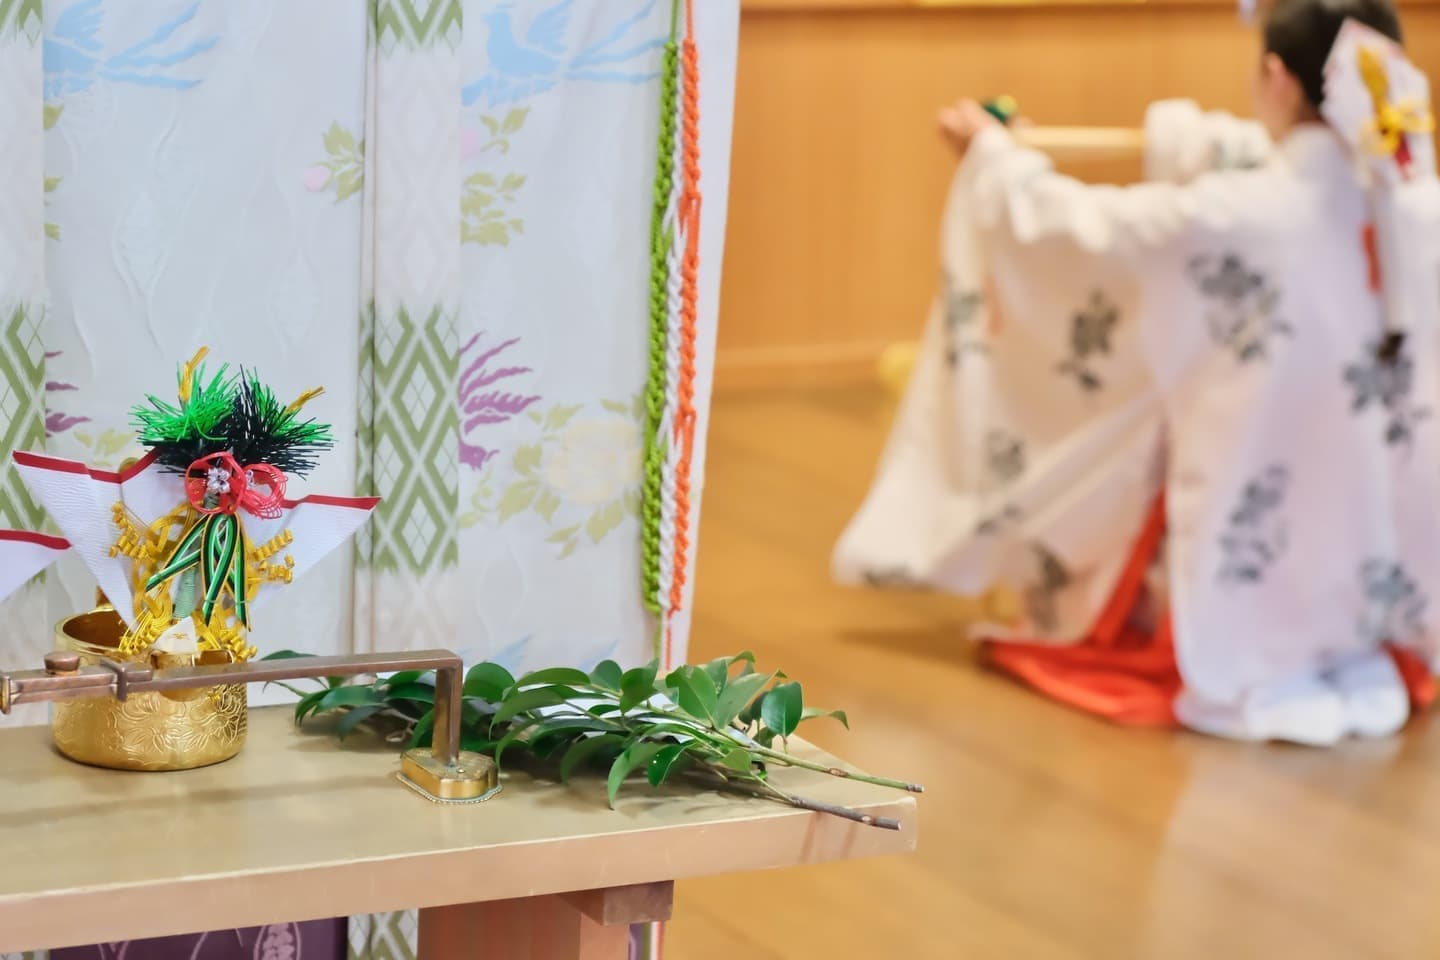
(14, 348, 379, 664)
(1322, 19, 1435, 184)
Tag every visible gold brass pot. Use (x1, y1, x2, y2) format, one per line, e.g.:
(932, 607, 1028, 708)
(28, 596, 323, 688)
(51, 605, 247, 771)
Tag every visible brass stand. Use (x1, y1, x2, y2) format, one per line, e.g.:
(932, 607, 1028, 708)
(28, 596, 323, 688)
(0, 649, 498, 803)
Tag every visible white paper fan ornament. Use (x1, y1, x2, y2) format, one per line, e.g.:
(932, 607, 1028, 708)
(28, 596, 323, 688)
(0, 529, 68, 603)
(1322, 18, 1436, 184)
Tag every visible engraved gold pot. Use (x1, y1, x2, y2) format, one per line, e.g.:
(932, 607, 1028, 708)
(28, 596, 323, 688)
(51, 605, 247, 771)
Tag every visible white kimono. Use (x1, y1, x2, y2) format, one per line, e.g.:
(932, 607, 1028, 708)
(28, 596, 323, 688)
(835, 100, 1440, 734)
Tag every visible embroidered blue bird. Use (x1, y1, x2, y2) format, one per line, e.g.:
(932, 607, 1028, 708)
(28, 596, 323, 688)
(44, 0, 219, 101)
(464, 0, 667, 109)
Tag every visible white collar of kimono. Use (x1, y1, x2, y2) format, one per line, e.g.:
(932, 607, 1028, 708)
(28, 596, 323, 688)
(1278, 123, 1356, 179)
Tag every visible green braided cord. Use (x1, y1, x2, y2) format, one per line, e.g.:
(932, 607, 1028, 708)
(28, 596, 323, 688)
(639, 1, 683, 622)
(200, 514, 239, 624)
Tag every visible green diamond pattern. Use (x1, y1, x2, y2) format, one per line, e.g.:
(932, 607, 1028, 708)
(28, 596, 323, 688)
(0, 0, 42, 42)
(373, 0, 462, 53)
(349, 910, 418, 960)
(354, 304, 458, 573)
(0, 303, 45, 529)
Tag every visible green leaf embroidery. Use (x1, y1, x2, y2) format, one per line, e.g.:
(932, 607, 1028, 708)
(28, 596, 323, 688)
(324, 122, 356, 156)
(497, 480, 538, 521)
(43, 103, 63, 130)
(501, 108, 529, 134)
(545, 405, 583, 430)
(501, 173, 527, 191)
(586, 500, 625, 544)
(602, 400, 630, 415)
(547, 524, 582, 544)
(513, 444, 543, 476)
(44, 223, 59, 241)
(534, 488, 563, 523)
(480, 115, 499, 135)
(335, 168, 364, 202)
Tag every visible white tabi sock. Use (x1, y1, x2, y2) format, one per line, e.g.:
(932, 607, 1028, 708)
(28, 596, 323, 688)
(1175, 669, 1346, 747)
(1325, 650, 1410, 739)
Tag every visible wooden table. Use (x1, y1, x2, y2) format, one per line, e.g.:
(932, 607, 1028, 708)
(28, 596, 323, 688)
(0, 707, 917, 958)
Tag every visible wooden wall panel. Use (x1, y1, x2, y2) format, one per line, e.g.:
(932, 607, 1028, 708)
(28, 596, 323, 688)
(716, 2, 1440, 386)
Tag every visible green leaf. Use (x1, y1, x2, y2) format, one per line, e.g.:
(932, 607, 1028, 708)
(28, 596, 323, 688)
(586, 500, 625, 544)
(493, 716, 542, 769)
(602, 399, 629, 414)
(589, 659, 623, 691)
(491, 686, 571, 727)
(294, 689, 327, 724)
(801, 707, 850, 730)
(336, 704, 383, 740)
(545, 404, 583, 430)
(534, 489, 563, 523)
(721, 747, 754, 774)
(44, 176, 61, 193)
(547, 524, 581, 544)
(324, 122, 356, 155)
(464, 662, 515, 702)
(560, 733, 625, 783)
(647, 742, 694, 787)
(44, 223, 60, 241)
(408, 708, 436, 748)
(702, 656, 733, 691)
(497, 480, 538, 521)
(502, 107, 529, 134)
(528, 409, 544, 424)
(755, 728, 778, 748)
(335, 168, 363, 202)
(623, 489, 641, 517)
(318, 684, 385, 711)
(263, 649, 315, 660)
(672, 666, 719, 726)
(715, 671, 774, 728)
(385, 682, 435, 705)
(607, 742, 667, 808)
(514, 667, 591, 688)
(513, 444, 543, 476)
(386, 671, 425, 687)
(43, 103, 63, 130)
(762, 682, 804, 738)
(480, 114, 499, 135)
(467, 171, 498, 188)
(501, 173, 527, 192)
(465, 221, 512, 246)
(461, 733, 497, 752)
(619, 662, 659, 713)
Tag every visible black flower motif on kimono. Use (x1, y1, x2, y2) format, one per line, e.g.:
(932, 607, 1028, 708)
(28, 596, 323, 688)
(1358, 560, 1428, 645)
(864, 567, 925, 590)
(1056, 290, 1120, 392)
(1189, 254, 1291, 363)
(1024, 543, 1071, 632)
(1343, 338, 1431, 449)
(1218, 464, 1290, 585)
(975, 503, 1023, 537)
(986, 430, 1026, 486)
(943, 276, 985, 367)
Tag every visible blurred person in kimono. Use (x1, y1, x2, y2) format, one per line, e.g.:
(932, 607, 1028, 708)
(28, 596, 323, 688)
(834, 0, 1440, 745)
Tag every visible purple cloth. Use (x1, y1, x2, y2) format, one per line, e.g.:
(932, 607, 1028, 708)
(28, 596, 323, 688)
(51, 920, 345, 960)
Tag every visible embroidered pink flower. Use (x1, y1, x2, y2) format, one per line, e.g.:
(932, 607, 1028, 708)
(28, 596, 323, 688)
(302, 165, 332, 192)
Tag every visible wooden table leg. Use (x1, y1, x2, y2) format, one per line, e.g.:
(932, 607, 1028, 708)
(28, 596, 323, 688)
(418, 881, 674, 960)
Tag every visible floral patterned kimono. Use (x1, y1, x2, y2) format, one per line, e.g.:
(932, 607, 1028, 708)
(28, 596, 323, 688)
(835, 91, 1440, 744)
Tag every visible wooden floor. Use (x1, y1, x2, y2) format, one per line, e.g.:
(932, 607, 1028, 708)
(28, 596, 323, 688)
(667, 385, 1440, 960)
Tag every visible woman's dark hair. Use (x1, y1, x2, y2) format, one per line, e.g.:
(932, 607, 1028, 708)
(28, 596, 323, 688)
(1264, 0, 1403, 107)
